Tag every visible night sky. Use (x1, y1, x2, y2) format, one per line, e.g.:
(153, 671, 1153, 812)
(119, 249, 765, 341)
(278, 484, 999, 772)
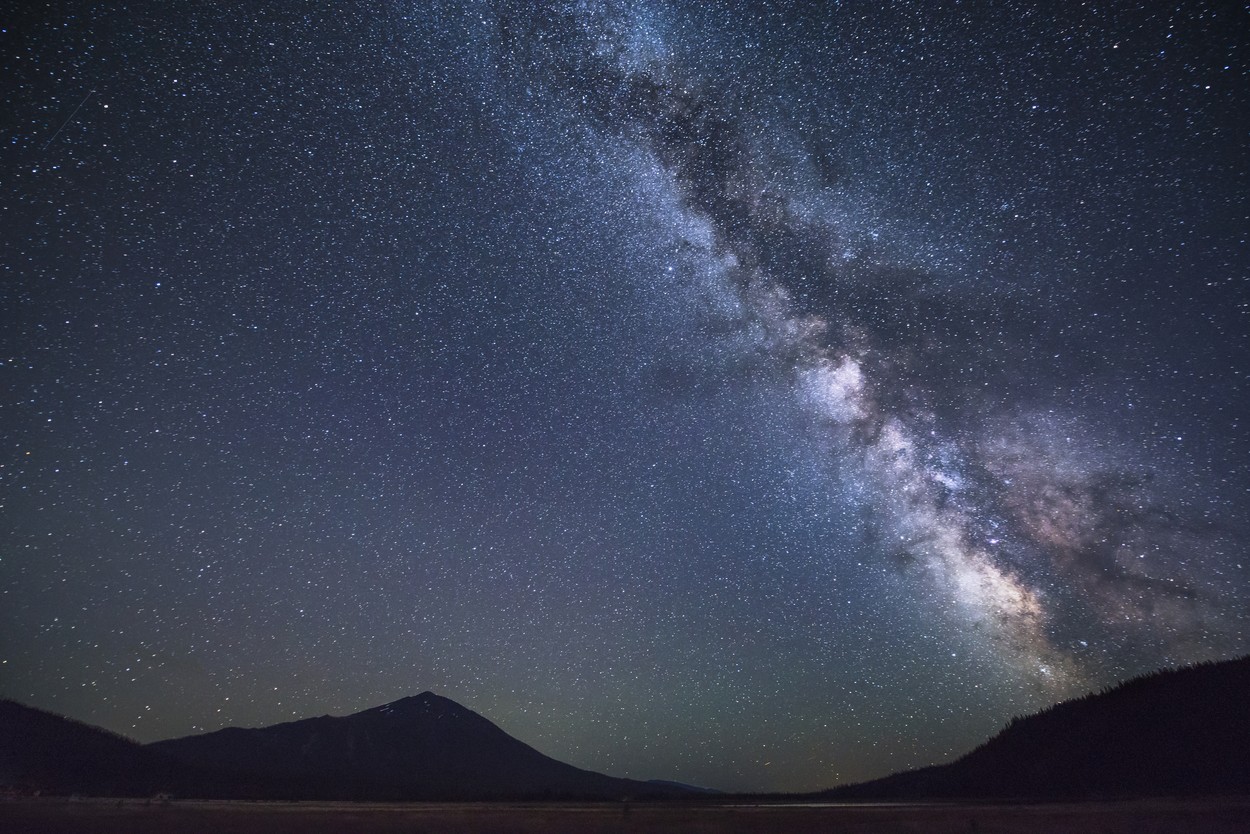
(2, 0, 1247, 793)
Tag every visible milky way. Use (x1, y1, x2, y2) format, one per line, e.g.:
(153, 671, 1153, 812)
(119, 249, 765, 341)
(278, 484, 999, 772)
(498, 0, 1244, 683)
(2, 0, 1247, 792)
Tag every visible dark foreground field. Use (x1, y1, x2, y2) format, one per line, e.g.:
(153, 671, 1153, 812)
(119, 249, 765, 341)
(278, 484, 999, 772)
(3, 798, 1250, 834)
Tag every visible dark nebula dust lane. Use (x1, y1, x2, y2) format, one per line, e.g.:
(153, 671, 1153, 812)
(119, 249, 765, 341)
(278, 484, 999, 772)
(1, 0, 1247, 792)
(491, 0, 1247, 679)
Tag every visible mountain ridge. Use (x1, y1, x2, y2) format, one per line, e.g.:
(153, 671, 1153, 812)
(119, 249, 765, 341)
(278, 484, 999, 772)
(0, 692, 688, 800)
(147, 691, 684, 800)
(4, 656, 1246, 801)
(820, 654, 1250, 799)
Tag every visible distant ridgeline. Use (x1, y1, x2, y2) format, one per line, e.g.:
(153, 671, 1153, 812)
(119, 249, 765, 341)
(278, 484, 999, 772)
(2, 655, 1247, 801)
(0, 698, 260, 799)
(822, 655, 1250, 800)
(0, 692, 689, 801)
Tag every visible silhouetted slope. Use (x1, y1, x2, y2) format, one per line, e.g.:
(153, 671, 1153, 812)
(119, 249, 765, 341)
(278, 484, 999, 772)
(0, 700, 269, 797)
(0, 699, 154, 795)
(148, 692, 683, 800)
(824, 655, 1250, 799)
(647, 778, 722, 794)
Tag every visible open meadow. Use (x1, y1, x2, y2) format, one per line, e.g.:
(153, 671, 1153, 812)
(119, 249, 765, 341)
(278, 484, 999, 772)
(3, 798, 1249, 834)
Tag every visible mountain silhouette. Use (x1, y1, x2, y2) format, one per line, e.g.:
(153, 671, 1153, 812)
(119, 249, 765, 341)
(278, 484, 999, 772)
(0, 699, 155, 795)
(146, 691, 684, 800)
(7, 657, 1245, 801)
(1, 693, 687, 800)
(821, 655, 1250, 800)
(0, 699, 268, 798)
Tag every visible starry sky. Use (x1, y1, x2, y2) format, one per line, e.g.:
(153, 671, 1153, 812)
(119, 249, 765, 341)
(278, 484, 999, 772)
(2, 0, 1247, 793)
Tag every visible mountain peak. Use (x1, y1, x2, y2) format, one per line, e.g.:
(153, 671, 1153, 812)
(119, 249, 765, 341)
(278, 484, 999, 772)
(373, 691, 461, 714)
(143, 691, 691, 800)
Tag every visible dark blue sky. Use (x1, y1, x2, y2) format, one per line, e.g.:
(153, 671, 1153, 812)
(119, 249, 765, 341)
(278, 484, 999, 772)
(2, 0, 1247, 792)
